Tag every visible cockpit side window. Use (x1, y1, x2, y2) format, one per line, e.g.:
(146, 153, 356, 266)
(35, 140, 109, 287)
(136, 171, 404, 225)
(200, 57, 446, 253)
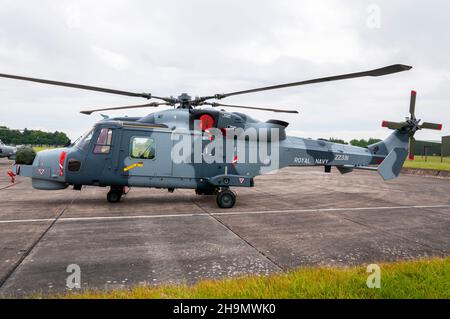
(93, 128, 113, 154)
(74, 128, 94, 151)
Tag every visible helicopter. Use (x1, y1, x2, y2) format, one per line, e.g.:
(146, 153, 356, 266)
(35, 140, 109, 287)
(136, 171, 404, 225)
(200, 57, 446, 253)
(0, 64, 442, 208)
(0, 138, 17, 159)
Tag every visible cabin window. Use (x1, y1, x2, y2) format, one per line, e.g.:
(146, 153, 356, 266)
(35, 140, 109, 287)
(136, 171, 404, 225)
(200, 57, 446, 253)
(93, 128, 113, 154)
(130, 137, 155, 160)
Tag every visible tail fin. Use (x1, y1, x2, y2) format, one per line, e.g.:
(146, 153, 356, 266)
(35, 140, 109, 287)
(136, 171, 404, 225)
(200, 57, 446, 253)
(377, 147, 408, 180)
(368, 131, 409, 180)
(368, 130, 409, 157)
(334, 130, 409, 180)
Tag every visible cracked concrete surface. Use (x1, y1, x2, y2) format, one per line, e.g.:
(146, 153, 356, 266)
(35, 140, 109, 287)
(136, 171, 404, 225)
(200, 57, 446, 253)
(0, 158, 448, 296)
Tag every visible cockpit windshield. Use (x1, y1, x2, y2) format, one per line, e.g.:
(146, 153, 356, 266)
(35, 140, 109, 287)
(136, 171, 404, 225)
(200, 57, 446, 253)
(74, 128, 94, 150)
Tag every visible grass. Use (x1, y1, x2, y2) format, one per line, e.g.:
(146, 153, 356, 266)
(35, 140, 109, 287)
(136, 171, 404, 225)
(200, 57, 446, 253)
(32, 146, 57, 152)
(403, 156, 450, 171)
(52, 257, 449, 299)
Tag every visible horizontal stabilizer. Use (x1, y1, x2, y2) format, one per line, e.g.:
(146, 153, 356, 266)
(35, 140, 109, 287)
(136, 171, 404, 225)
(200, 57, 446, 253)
(377, 148, 408, 180)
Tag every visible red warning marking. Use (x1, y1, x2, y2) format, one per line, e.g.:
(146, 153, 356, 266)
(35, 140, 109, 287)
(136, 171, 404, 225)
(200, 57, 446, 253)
(59, 151, 67, 177)
(232, 154, 238, 166)
(374, 157, 384, 164)
(7, 171, 16, 184)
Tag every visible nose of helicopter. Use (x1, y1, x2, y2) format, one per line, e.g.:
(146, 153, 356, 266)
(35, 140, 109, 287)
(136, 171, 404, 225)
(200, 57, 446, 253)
(33, 147, 69, 179)
(12, 147, 70, 189)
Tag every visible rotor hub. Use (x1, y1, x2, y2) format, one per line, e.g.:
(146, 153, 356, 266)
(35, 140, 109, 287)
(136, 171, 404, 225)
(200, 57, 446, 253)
(177, 93, 192, 109)
(405, 118, 421, 135)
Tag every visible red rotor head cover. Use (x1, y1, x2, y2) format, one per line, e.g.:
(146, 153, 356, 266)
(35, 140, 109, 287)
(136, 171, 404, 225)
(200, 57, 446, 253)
(199, 114, 215, 131)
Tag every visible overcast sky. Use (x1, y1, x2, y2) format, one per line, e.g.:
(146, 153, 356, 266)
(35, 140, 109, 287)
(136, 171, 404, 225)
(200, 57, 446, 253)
(0, 0, 448, 142)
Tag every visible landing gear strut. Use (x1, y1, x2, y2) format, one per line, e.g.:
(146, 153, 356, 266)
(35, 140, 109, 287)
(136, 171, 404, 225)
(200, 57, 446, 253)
(107, 186, 124, 203)
(216, 188, 236, 209)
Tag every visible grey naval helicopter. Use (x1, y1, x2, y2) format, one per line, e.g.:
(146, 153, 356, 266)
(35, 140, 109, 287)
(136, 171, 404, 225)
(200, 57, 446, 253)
(0, 64, 442, 208)
(0, 139, 17, 159)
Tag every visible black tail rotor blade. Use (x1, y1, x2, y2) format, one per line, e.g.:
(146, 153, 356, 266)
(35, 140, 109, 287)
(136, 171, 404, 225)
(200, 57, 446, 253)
(203, 102, 299, 114)
(409, 90, 417, 119)
(205, 64, 412, 100)
(0, 73, 162, 100)
(381, 120, 405, 130)
(409, 136, 415, 160)
(80, 102, 171, 115)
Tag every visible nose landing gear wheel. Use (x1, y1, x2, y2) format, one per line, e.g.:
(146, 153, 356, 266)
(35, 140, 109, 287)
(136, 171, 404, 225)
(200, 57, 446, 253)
(107, 188, 123, 203)
(216, 189, 236, 209)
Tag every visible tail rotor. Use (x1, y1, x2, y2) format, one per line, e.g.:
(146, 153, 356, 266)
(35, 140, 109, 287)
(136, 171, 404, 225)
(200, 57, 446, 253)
(381, 90, 442, 160)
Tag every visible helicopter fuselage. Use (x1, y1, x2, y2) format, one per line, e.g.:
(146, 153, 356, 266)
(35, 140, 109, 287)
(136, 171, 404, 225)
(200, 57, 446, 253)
(0, 140, 16, 159)
(12, 108, 395, 195)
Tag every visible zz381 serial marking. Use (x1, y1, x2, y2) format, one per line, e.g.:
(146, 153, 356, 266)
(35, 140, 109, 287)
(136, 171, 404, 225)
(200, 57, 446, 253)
(334, 154, 349, 161)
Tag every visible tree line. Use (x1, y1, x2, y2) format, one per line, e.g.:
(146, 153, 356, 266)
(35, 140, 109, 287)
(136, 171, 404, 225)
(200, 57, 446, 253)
(0, 126, 70, 146)
(328, 137, 382, 148)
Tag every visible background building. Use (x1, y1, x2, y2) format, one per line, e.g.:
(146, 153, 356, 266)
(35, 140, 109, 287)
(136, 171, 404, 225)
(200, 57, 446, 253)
(414, 136, 450, 157)
(442, 136, 450, 157)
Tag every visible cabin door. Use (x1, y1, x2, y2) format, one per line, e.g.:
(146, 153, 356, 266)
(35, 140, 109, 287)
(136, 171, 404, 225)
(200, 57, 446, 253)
(118, 130, 172, 177)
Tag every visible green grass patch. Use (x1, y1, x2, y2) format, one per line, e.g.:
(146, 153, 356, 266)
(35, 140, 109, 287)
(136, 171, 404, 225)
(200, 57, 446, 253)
(54, 257, 449, 299)
(32, 146, 57, 153)
(403, 156, 450, 171)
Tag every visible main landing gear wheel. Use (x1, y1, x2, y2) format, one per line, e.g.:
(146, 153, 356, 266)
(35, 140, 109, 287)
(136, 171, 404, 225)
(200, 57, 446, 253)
(216, 189, 236, 209)
(107, 187, 123, 203)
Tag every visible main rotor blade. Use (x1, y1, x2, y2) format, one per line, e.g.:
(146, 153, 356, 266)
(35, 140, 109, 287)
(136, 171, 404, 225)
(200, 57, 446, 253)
(208, 64, 412, 100)
(409, 90, 417, 119)
(203, 102, 299, 114)
(0, 73, 156, 100)
(80, 102, 170, 115)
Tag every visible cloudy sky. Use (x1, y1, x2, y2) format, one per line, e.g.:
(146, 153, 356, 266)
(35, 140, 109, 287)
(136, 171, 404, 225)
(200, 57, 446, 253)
(0, 0, 448, 142)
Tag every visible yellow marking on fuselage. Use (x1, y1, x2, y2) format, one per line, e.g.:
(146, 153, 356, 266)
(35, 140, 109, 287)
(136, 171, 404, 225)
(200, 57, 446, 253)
(123, 162, 144, 172)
